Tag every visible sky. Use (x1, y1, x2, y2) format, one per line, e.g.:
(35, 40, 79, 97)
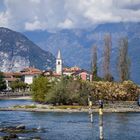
(0, 0, 140, 31)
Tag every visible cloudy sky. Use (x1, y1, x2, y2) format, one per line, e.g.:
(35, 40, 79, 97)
(0, 0, 140, 31)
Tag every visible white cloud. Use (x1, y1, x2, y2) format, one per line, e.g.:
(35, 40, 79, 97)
(58, 19, 74, 29)
(0, 0, 140, 31)
(25, 19, 47, 31)
(0, 11, 8, 27)
(30, 0, 40, 4)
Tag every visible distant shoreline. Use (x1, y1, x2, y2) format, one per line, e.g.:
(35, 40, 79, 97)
(0, 107, 140, 113)
(0, 98, 140, 113)
(0, 96, 32, 100)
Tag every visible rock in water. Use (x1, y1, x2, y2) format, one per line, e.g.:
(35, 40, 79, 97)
(16, 124, 25, 130)
(9, 133, 18, 138)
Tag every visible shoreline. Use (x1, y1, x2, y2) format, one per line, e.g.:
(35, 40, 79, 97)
(0, 98, 139, 113)
(0, 107, 140, 113)
(0, 96, 32, 100)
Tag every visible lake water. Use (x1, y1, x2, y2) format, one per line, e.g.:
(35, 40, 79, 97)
(0, 99, 34, 107)
(0, 100, 140, 140)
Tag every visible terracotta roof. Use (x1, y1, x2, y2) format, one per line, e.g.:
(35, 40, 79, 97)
(63, 66, 81, 72)
(52, 72, 61, 76)
(3, 72, 22, 78)
(4, 77, 20, 82)
(23, 72, 42, 75)
(21, 67, 41, 72)
(21, 67, 42, 75)
(72, 69, 92, 76)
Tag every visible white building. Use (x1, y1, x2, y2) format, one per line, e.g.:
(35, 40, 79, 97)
(24, 74, 37, 84)
(56, 50, 63, 75)
(21, 67, 42, 84)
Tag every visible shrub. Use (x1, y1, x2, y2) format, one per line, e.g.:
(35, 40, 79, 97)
(31, 76, 51, 103)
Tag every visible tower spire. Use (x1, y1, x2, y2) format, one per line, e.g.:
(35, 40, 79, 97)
(56, 49, 63, 75)
(57, 49, 62, 59)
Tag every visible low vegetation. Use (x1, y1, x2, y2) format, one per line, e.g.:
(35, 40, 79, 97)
(31, 76, 52, 103)
(10, 80, 28, 92)
(0, 72, 6, 91)
(31, 76, 140, 105)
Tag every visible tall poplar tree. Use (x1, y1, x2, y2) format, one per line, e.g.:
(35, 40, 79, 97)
(118, 37, 130, 82)
(102, 33, 113, 81)
(92, 45, 98, 81)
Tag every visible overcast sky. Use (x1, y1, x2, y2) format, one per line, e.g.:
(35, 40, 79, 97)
(0, 0, 140, 31)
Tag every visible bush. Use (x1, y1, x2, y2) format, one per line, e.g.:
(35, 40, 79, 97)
(46, 77, 90, 105)
(25, 105, 37, 109)
(90, 80, 140, 101)
(10, 80, 28, 92)
(31, 76, 51, 103)
(31, 74, 140, 105)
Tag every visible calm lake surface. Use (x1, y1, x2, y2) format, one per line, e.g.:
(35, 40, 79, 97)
(0, 99, 34, 107)
(0, 100, 140, 140)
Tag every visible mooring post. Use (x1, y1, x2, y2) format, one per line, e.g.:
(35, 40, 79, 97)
(88, 94, 93, 123)
(99, 100, 103, 140)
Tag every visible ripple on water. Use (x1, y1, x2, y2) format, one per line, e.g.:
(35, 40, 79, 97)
(0, 100, 140, 140)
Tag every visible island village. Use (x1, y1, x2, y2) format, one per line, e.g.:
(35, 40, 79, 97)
(0, 1, 140, 139)
(3, 50, 92, 91)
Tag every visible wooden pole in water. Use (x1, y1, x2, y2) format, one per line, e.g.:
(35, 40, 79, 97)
(88, 94, 93, 123)
(99, 100, 103, 140)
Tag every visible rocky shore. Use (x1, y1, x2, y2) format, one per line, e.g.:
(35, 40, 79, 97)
(0, 124, 44, 140)
(0, 107, 140, 113)
(0, 101, 140, 113)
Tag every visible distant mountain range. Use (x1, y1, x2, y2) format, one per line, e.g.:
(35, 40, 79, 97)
(24, 22, 140, 84)
(0, 22, 140, 84)
(0, 27, 55, 72)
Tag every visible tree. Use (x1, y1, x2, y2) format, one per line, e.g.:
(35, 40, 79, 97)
(10, 80, 28, 92)
(31, 76, 51, 103)
(92, 45, 98, 80)
(102, 34, 113, 81)
(0, 72, 6, 91)
(46, 76, 71, 105)
(118, 37, 130, 82)
(91, 45, 103, 81)
(46, 77, 90, 105)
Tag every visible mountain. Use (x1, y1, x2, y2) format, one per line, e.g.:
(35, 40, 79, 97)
(24, 22, 140, 84)
(0, 27, 56, 72)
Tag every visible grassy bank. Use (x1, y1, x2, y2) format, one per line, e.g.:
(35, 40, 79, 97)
(0, 101, 139, 113)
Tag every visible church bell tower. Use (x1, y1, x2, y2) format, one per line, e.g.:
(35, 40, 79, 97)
(56, 50, 62, 75)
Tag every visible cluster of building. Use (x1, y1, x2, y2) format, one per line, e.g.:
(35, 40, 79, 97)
(3, 50, 92, 90)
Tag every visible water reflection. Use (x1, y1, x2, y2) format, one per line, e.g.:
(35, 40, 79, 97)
(0, 100, 140, 140)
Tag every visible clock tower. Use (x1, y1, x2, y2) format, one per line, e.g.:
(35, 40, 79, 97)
(56, 50, 62, 75)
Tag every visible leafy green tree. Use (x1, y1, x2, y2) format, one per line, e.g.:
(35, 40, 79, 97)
(10, 80, 28, 92)
(76, 81, 91, 105)
(46, 77, 70, 105)
(31, 76, 51, 103)
(0, 72, 6, 91)
(46, 77, 91, 105)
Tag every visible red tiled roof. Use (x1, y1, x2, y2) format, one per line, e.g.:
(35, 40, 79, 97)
(21, 67, 42, 75)
(4, 77, 19, 82)
(72, 69, 92, 76)
(52, 72, 61, 76)
(3, 72, 22, 78)
(21, 67, 41, 72)
(63, 66, 81, 72)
